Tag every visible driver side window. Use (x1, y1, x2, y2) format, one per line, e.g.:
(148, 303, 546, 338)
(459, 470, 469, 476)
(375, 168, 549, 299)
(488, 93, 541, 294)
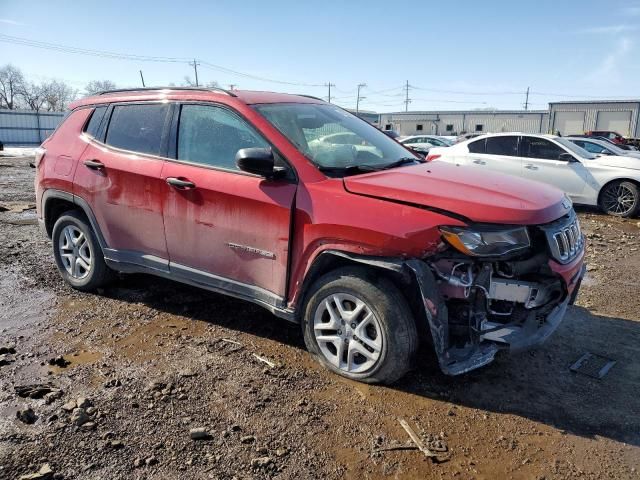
(177, 104, 268, 170)
(521, 137, 565, 160)
(582, 142, 607, 154)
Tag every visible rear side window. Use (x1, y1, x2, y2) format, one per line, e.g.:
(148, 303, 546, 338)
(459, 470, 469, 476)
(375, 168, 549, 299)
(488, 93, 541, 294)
(468, 138, 485, 153)
(177, 104, 268, 170)
(485, 136, 518, 156)
(105, 104, 169, 156)
(521, 137, 564, 160)
(84, 106, 107, 138)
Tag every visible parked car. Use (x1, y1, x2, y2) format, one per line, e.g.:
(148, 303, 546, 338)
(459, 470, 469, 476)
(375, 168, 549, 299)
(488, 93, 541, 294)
(428, 133, 640, 217)
(456, 132, 485, 143)
(399, 135, 452, 154)
(566, 137, 640, 159)
(35, 88, 585, 383)
(573, 133, 636, 151)
(381, 129, 401, 139)
(585, 130, 627, 145)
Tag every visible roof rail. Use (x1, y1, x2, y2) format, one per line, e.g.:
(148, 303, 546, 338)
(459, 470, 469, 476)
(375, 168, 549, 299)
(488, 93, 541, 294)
(97, 86, 237, 97)
(298, 94, 325, 101)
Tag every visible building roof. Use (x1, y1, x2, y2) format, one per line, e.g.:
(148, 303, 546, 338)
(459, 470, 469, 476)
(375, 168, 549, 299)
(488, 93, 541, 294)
(548, 99, 640, 105)
(381, 110, 548, 115)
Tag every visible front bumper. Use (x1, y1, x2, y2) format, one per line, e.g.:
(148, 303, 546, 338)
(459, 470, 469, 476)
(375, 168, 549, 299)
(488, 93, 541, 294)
(405, 253, 586, 376)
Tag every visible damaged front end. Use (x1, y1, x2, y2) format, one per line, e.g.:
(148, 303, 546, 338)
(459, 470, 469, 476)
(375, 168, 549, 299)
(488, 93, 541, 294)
(406, 210, 586, 376)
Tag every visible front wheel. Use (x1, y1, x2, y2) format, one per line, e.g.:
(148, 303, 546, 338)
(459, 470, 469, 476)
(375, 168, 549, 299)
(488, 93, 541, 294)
(598, 180, 640, 217)
(302, 267, 418, 384)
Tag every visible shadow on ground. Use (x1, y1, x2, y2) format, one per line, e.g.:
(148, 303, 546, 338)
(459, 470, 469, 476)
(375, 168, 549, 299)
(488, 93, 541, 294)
(100, 273, 640, 448)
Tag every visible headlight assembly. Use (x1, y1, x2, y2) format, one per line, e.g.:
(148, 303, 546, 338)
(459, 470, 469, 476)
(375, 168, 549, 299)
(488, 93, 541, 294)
(439, 226, 530, 257)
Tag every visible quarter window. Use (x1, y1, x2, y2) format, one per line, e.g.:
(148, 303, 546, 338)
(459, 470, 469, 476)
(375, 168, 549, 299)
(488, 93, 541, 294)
(468, 138, 486, 153)
(521, 137, 565, 160)
(485, 136, 518, 156)
(177, 104, 268, 170)
(105, 104, 169, 156)
(84, 106, 107, 138)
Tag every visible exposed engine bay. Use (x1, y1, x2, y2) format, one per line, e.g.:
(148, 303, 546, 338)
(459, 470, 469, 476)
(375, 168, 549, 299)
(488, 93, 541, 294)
(429, 254, 565, 351)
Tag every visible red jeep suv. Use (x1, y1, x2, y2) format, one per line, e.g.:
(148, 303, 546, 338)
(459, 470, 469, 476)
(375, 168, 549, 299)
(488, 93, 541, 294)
(35, 87, 586, 383)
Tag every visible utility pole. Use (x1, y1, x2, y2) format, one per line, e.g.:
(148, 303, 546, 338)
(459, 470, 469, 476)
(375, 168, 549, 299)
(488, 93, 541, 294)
(524, 86, 530, 111)
(356, 83, 366, 114)
(190, 59, 200, 87)
(325, 82, 335, 103)
(139, 70, 145, 87)
(228, 84, 237, 91)
(404, 80, 411, 112)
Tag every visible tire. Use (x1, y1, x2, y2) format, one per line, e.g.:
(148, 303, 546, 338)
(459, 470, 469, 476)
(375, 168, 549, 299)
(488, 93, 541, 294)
(598, 180, 640, 217)
(302, 266, 418, 384)
(51, 210, 114, 291)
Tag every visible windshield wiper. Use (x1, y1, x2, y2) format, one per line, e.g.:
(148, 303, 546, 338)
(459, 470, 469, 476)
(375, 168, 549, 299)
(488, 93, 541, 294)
(377, 157, 422, 170)
(317, 164, 380, 176)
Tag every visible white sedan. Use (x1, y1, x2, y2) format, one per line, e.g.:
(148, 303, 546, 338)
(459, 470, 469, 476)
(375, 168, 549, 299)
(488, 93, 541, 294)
(427, 133, 640, 217)
(399, 135, 452, 154)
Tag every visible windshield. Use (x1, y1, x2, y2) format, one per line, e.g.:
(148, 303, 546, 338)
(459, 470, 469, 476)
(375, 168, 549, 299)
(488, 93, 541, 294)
(254, 103, 419, 176)
(555, 137, 598, 160)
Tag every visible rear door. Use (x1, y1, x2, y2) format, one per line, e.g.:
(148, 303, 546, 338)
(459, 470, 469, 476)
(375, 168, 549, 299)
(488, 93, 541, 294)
(519, 136, 588, 201)
(74, 102, 171, 264)
(161, 103, 296, 303)
(464, 135, 523, 178)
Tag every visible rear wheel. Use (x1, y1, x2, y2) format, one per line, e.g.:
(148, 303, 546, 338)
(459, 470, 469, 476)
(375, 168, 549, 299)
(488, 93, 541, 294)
(52, 210, 114, 291)
(302, 267, 418, 384)
(598, 180, 640, 217)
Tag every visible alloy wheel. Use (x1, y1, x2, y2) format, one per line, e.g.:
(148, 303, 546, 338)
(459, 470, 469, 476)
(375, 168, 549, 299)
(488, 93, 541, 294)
(313, 293, 383, 373)
(602, 183, 636, 215)
(58, 225, 92, 279)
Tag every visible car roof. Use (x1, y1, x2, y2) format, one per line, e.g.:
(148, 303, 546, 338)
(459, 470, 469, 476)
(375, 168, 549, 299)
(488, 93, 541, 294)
(69, 87, 325, 110)
(459, 132, 560, 143)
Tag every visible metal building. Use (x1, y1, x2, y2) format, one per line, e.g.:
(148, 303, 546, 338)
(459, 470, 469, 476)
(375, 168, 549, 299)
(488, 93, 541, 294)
(0, 110, 66, 146)
(378, 110, 549, 137)
(548, 100, 640, 137)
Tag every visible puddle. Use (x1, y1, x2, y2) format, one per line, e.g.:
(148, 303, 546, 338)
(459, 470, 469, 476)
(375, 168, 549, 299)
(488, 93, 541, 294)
(47, 349, 103, 374)
(0, 267, 54, 333)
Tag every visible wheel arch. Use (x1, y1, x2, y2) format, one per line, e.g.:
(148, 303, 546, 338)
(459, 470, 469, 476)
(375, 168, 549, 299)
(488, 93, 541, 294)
(42, 189, 108, 249)
(597, 177, 640, 204)
(295, 250, 431, 339)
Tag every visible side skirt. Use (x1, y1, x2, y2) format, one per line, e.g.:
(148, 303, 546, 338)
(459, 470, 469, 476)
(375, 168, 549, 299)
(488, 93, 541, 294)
(103, 250, 296, 323)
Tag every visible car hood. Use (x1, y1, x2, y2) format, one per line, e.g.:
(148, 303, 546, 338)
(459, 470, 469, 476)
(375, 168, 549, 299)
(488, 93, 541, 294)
(591, 155, 640, 169)
(343, 162, 569, 225)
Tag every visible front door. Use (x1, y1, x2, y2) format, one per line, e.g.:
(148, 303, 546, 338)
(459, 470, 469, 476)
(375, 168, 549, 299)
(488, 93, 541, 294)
(161, 103, 296, 303)
(74, 103, 170, 263)
(519, 136, 587, 202)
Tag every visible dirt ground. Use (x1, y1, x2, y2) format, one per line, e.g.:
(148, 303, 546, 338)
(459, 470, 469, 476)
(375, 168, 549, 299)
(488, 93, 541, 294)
(1, 154, 639, 480)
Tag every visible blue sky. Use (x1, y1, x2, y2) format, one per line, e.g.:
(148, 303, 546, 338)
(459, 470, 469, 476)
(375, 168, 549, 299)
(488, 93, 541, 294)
(1, 0, 639, 112)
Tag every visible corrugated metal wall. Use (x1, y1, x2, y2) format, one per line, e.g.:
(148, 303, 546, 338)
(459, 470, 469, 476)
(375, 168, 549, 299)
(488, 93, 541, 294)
(548, 102, 640, 137)
(378, 111, 549, 136)
(0, 110, 66, 146)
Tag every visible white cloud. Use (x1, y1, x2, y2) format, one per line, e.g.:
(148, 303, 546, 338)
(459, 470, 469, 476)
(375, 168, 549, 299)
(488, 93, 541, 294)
(0, 18, 26, 26)
(578, 25, 637, 34)
(587, 37, 633, 85)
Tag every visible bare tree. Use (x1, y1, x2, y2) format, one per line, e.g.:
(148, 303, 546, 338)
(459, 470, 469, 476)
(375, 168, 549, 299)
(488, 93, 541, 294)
(182, 76, 197, 87)
(0, 64, 25, 109)
(85, 80, 117, 96)
(42, 81, 78, 111)
(19, 82, 47, 111)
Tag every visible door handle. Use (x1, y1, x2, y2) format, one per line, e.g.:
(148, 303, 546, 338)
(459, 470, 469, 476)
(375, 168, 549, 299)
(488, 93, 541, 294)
(84, 159, 105, 170)
(472, 159, 486, 165)
(524, 164, 538, 170)
(166, 177, 196, 189)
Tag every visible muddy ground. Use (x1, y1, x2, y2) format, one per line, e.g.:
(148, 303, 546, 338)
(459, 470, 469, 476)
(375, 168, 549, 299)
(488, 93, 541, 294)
(0, 154, 639, 480)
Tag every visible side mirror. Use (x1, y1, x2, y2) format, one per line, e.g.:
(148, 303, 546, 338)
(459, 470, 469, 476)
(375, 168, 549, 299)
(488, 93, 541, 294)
(235, 148, 283, 179)
(559, 152, 578, 163)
